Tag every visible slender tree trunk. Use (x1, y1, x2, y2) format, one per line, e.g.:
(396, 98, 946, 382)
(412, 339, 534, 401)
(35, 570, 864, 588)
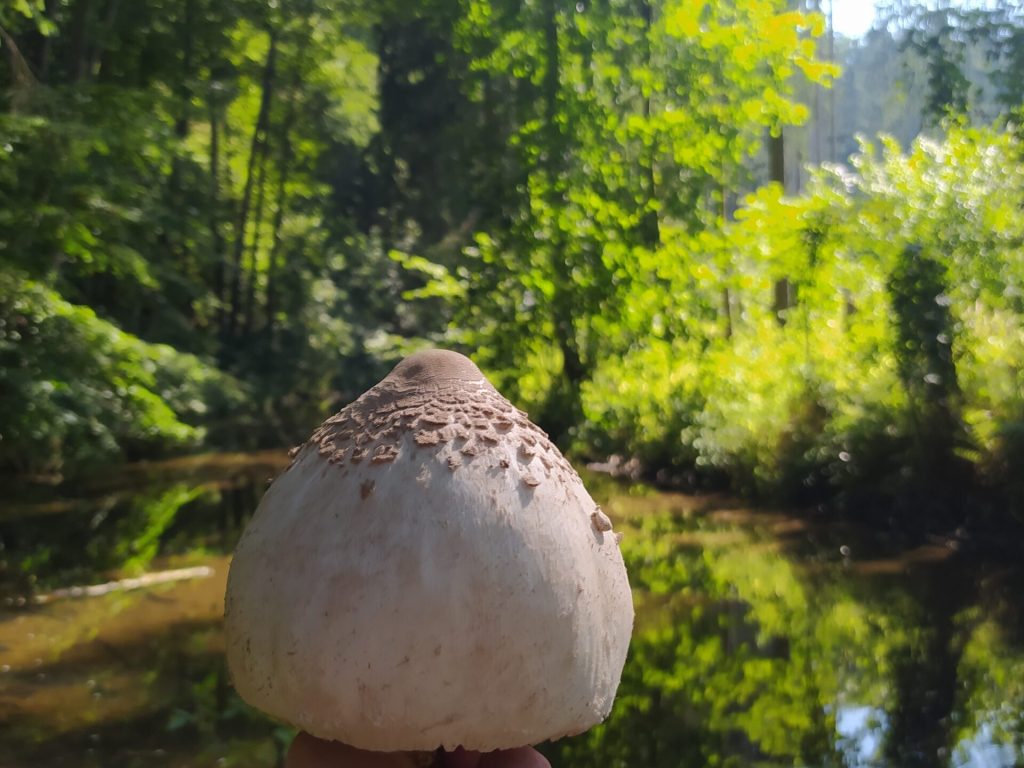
(810, 0, 822, 165)
(242, 137, 271, 335)
(176, 0, 195, 139)
(226, 30, 278, 339)
(542, 0, 573, 375)
(769, 129, 785, 187)
(721, 185, 733, 339)
(828, 0, 837, 162)
(69, 0, 93, 82)
(210, 100, 227, 331)
(541, 0, 585, 440)
(265, 90, 300, 339)
(264, 13, 313, 338)
(263, 176, 290, 341)
(542, 0, 560, 185)
(480, 72, 505, 218)
(87, 0, 120, 79)
(638, 0, 660, 247)
(372, 22, 397, 253)
(722, 288, 733, 338)
(160, 0, 195, 324)
(769, 129, 793, 322)
(0, 25, 38, 108)
(37, 0, 58, 80)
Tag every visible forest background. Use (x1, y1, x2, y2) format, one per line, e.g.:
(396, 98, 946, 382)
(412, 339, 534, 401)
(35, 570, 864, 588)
(2, 0, 1023, 538)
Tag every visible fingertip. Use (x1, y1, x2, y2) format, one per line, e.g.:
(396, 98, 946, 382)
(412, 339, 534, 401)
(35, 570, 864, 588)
(285, 734, 549, 768)
(286, 732, 336, 768)
(440, 746, 482, 768)
(477, 747, 551, 768)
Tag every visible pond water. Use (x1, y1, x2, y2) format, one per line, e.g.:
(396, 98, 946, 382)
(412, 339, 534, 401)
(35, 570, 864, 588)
(1, 452, 1021, 768)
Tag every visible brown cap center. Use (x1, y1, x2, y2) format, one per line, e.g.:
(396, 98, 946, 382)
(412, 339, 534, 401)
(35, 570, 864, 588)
(385, 349, 486, 387)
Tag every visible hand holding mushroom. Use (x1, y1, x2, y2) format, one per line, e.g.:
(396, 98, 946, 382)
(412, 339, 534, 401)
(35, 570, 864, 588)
(286, 734, 551, 768)
(225, 350, 634, 758)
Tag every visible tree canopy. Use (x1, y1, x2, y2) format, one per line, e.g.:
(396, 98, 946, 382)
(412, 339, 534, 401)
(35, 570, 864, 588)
(2, 0, 1023, 531)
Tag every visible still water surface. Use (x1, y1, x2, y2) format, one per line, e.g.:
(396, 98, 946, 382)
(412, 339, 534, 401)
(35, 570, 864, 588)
(1, 452, 1021, 768)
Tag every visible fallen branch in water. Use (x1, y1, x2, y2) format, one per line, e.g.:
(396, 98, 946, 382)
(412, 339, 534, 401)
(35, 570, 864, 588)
(32, 566, 215, 605)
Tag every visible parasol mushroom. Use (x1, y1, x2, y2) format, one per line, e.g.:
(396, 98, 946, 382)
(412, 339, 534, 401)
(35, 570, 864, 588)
(224, 349, 633, 754)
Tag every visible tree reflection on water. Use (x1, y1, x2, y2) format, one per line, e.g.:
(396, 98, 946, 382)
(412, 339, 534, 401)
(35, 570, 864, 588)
(1, 455, 1021, 767)
(550, 509, 1024, 768)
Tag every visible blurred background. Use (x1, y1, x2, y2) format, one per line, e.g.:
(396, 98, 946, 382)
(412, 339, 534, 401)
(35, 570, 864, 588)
(2, 0, 1024, 765)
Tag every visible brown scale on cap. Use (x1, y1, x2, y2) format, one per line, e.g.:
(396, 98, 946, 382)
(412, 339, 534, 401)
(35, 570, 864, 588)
(291, 350, 579, 489)
(371, 445, 399, 464)
(414, 431, 441, 447)
(591, 509, 613, 533)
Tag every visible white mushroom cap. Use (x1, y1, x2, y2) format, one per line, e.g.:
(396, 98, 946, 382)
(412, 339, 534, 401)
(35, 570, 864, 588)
(224, 349, 633, 752)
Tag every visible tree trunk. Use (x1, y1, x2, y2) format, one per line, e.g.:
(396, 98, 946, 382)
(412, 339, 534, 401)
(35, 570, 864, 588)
(769, 129, 785, 187)
(225, 30, 277, 340)
(242, 135, 271, 335)
(828, 0, 836, 162)
(0, 25, 38, 107)
(265, 89, 300, 339)
(176, 0, 195, 139)
(540, 0, 585, 441)
(264, 13, 313, 338)
(86, 0, 120, 80)
(769, 129, 793, 322)
(210, 99, 227, 331)
(809, 0, 822, 165)
(882, 561, 973, 768)
(721, 186, 734, 339)
(638, 0, 660, 247)
(69, 0, 93, 82)
(542, 0, 560, 183)
(37, 0, 58, 80)
(161, 0, 196, 324)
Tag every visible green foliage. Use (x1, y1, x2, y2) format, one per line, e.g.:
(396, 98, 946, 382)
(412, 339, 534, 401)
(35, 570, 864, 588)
(955, 616, 1024, 757)
(2, 0, 1024, 529)
(0, 268, 241, 473)
(573, 126, 1024, 518)
(0, 0, 385, 474)
(405, 0, 836, 439)
(104, 483, 210, 574)
(0, 0, 55, 35)
(420, 122, 1021, 520)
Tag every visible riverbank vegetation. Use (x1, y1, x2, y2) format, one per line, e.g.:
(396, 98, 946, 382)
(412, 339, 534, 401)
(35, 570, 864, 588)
(2, 0, 1023, 535)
